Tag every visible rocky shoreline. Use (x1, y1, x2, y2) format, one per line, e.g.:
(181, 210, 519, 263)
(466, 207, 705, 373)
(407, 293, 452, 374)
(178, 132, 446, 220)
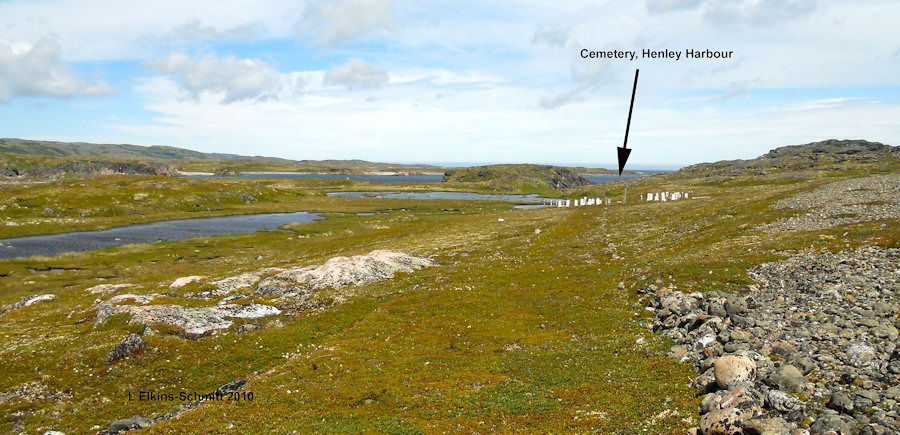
(639, 246, 899, 434)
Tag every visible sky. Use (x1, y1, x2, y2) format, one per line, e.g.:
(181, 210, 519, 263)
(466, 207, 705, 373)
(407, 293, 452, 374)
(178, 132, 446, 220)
(0, 0, 898, 168)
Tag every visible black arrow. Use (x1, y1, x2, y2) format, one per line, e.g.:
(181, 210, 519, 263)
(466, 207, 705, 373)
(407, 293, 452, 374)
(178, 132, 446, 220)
(617, 69, 639, 176)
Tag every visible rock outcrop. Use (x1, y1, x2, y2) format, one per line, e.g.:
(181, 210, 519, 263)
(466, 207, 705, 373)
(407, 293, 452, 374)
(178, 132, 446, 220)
(95, 294, 281, 336)
(85, 284, 137, 296)
(640, 246, 899, 433)
(762, 139, 896, 159)
(256, 250, 435, 296)
(12, 294, 57, 309)
(90, 251, 429, 338)
(168, 276, 206, 289)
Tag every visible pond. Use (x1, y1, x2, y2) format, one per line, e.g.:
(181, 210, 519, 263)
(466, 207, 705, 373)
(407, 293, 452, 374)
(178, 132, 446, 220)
(0, 212, 320, 260)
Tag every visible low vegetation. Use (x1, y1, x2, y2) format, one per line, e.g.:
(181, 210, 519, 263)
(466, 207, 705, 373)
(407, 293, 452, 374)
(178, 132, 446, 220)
(0, 140, 896, 433)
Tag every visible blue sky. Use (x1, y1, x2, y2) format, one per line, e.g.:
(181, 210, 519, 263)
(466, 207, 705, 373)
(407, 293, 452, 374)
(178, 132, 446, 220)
(0, 0, 898, 168)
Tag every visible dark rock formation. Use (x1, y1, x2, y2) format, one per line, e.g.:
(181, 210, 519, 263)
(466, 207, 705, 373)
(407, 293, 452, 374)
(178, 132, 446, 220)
(442, 164, 593, 189)
(106, 333, 145, 365)
(24, 160, 176, 177)
(546, 167, 592, 189)
(762, 139, 896, 159)
(107, 416, 153, 433)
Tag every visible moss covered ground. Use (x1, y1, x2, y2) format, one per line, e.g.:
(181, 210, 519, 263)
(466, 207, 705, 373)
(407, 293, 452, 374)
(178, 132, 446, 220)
(0, 163, 897, 433)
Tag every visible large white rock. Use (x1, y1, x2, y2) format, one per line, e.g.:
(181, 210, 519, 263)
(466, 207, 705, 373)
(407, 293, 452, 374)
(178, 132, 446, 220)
(257, 250, 435, 296)
(13, 294, 57, 308)
(169, 276, 207, 289)
(713, 355, 757, 389)
(85, 283, 137, 295)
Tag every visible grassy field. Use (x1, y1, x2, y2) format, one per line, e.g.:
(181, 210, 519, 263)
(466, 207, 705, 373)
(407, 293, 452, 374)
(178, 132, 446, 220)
(0, 163, 897, 433)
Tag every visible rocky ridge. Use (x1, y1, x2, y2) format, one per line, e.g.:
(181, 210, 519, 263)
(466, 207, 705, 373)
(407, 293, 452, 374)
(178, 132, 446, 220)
(762, 140, 896, 160)
(1, 160, 176, 178)
(640, 246, 899, 434)
(674, 139, 897, 181)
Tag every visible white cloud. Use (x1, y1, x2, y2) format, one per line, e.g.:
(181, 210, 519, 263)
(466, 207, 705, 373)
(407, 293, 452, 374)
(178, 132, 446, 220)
(116, 73, 900, 167)
(158, 19, 263, 43)
(303, 0, 394, 46)
(0, 0, 303, 61)
(324, 58, 388, 89)
(539, 56, 618, 109)
(714, 79, 755, 100)
(145, 52, 302, 103)
(0, 38, 114, 103)
(646, 0, 702, 14)
(778, 97, 860, 112)
(531, 26, 569, 47)
(703, 0, 821, 26)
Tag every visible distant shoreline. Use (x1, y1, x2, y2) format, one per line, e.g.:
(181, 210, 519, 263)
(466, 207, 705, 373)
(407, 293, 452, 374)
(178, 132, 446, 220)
(176, 171, 446, 177)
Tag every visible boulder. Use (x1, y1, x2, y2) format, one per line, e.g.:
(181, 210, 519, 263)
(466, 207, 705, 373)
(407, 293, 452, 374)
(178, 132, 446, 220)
(106, 333, 145, 365)
(827, 390, 854, 414)
(660, 292, 695, 317)
(765, 389, 803, 413)
(741, 417, 791, 435)
(85, 284, 137, 295)
(701, 386, 760, 413)
(12, 294, 56, 309)
(667, 345, 689, 360)
(212, 272, 264, 294)
(713, 355, 756, 389)
(724, 297, 748, 315)
(789, 355, 817, 375)
(108, 415, 153, 432)
(707, 298, 728, 318)
(853, 389, 880, 413)
(718, 385, 760, 411)
(764, 365, 808, 394)
(169, 276, 206, 289)
(699, 407, 743, 435)
(809, 414, 856, 434)
(237, 323, 261, 334)
(847, 343, 876, 367)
